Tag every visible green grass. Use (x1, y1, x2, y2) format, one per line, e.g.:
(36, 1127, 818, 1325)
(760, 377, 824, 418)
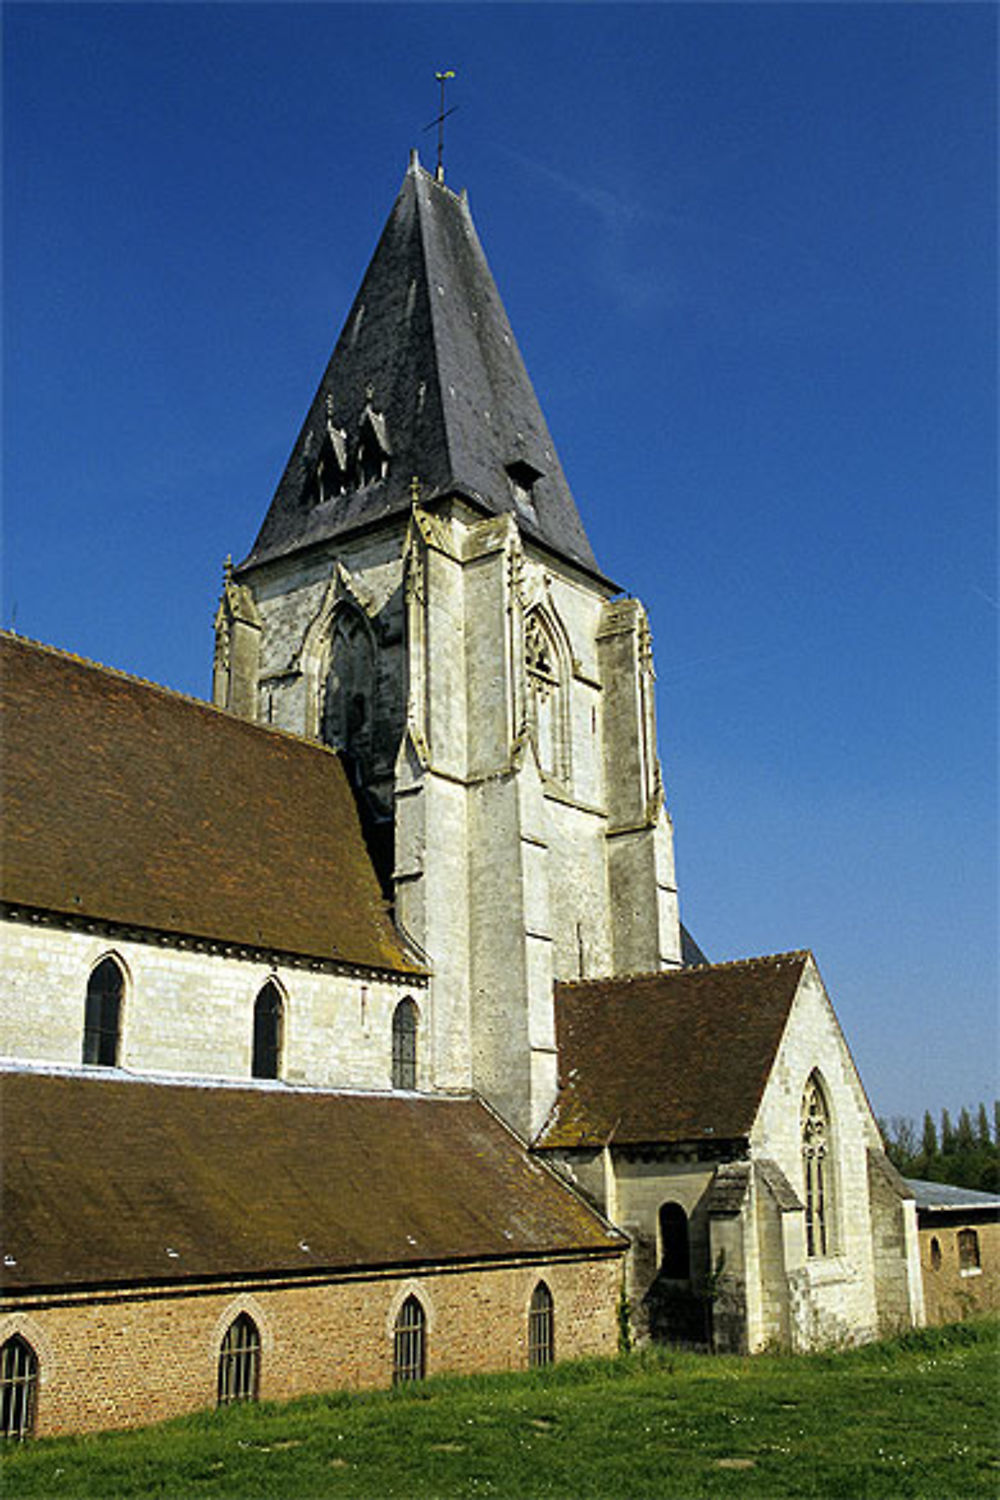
(3, 1320, 997, 1499)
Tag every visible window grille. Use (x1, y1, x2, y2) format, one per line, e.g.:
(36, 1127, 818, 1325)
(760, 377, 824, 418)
(217, 1314, 260, 1406)
(528, 1282, 554, 1367)
(392, 999, 418, 1091)
(83, 956, 123, 1067)
(252, 982, 283, 1080)
(958, 1228, 981, 1271)
(801, 1076, 831, 1257)
(393, 1295, 426, 1383)
(658, 1202, 691, 1280)
(0, 1336, 37, 1441)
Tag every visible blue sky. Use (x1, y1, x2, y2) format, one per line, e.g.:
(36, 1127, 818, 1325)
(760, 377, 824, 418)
(4, 3, 996, 1124)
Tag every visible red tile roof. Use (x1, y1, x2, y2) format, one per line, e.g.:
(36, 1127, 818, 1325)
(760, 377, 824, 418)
(0, 1070, 623, 1290)
(535, 954, 810, 1149)
(0, 634, 415, 972)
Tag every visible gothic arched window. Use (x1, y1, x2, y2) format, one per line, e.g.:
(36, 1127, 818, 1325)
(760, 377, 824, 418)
(217, 1314, 260, 1406)
(393, 1295, 426, 1383)
(392, 999, 418, 1091)
(524, 609, 566, 781)
(801, 1075, 832, 1257)
(322, 606, 375, 779)
(252, 982, 283, 1080)
(658, 1202, 691, 1280)
(83, 955, 124, 1067)
(0, 1336, 38, 1441)
(528, 1281, 554, 1367)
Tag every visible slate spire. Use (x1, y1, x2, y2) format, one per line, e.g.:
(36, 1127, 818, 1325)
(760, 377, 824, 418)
(241, 152, 601, 577)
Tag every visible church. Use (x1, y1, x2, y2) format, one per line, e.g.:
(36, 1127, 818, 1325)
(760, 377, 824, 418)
(0, 151, 923, 1438)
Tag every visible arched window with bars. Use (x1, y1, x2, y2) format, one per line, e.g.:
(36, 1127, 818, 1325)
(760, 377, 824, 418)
(393, 1295, 426, 1384)
(528, 1281, 554, 1367)
(83, 955, 124, 1067)
(392, 999, 418, 1090)
(252, 982, 283, 1080)
(801, 1075, 833, 1257)
(1, 1336, 38, 1441)
(217, 1313, 260, 1406)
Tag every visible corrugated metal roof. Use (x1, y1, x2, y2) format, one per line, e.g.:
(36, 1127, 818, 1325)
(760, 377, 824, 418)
(241, 157, 606, 581)
(904, 1177, 1000, 1212)
(0, 634, 416, 972)
(0, 1070, 624, 1291)
(536, 954, 809, 1149)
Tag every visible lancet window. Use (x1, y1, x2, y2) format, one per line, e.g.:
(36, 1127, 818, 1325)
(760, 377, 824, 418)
(83, 955, 124, 1068)
(392, 999, 418, 1091)
(801, 1075, 832, 1257)
(528, 1281, 554, 1367)
(322, 606, 375, 780)
(524, 609, 567, 782)
(0, 1336, 37, 1441)
(393, 1295, 426, 1383)
(252, 982, 283, 1080)
(217, 1314, 260, 1406)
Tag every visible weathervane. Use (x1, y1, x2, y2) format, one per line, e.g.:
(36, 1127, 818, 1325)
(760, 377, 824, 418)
(424, 70, 457, 183)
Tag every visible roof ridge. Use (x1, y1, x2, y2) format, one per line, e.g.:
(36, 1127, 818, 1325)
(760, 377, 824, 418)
(0, 630, 341, 760)
(556, 950, 812, 990)
(413, 165, 456, 488)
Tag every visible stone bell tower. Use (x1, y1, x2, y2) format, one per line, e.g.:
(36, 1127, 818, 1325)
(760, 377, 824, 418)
(214, 151, 682, 1136)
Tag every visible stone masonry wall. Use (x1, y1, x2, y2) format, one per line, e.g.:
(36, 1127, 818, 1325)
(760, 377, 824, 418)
(0, 917, 425, 1092)
(751, 961, 886, 1349)
(1, 1255, 621, 1438)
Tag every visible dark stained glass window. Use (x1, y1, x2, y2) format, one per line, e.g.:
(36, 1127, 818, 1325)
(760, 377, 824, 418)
(392, 999, 418, 1090)
(252, 982, 283, 1080)
(83, 956, 123, 1067)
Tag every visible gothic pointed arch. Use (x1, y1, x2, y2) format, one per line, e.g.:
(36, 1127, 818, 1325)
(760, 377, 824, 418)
(322, 603, 376, 781)
(83, 953, 126, 1068)
(522, 602, 572, 784)
(801, 1072, 835, 1257)
(252, 979, 284, 1080)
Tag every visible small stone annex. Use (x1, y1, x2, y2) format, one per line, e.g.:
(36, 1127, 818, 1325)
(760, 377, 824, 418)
(0, 151, 924, 1439)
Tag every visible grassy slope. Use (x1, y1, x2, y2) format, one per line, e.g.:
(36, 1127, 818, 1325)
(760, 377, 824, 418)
(3, 1321, 997, 1499)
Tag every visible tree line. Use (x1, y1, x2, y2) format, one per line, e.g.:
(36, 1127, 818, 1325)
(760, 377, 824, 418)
(878, 1101, 999, 1194)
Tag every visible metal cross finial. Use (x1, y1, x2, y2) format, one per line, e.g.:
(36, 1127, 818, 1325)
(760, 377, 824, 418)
(425, 70, 457, 183)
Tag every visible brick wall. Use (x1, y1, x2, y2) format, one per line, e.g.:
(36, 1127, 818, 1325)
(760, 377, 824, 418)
(1, 1255, 621, 1438)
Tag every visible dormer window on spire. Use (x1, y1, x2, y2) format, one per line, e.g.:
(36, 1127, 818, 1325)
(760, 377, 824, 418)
(506, 460, 542, 523)
(310, 421, 348, 505)
(357, 405, 391, 488)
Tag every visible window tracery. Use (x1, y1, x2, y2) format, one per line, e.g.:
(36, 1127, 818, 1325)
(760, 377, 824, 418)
(801, 1075, 832, 1257)
(524, 609, 567, 782)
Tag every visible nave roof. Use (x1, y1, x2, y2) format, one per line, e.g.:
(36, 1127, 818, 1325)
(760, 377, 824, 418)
(0, 1068, 623, 1291)
(0, 633, 414, 973)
